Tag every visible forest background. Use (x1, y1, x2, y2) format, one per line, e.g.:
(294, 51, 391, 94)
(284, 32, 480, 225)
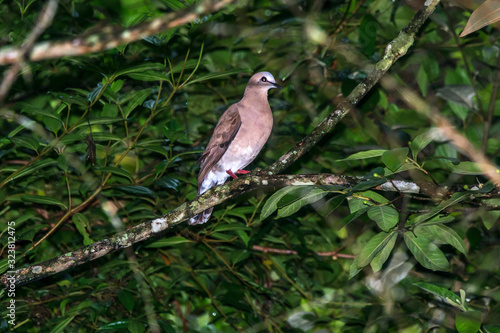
(0, 0, 500, 332)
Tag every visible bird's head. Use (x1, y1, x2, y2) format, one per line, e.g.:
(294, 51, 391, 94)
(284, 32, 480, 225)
(248, 72, 282, 91)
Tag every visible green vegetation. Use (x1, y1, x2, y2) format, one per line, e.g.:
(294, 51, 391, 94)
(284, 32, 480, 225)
(1, 0, 499, 331)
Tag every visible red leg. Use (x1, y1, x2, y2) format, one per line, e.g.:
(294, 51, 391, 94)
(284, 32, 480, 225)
(236, 169, 250, 174)
(226, 169, 238, 179)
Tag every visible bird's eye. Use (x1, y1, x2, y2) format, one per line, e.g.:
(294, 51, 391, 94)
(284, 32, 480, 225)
(261, 77, 267, 82)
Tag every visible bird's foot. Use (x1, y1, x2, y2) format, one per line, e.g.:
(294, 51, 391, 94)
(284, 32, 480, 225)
(226, 169, 238, 179)
(236, 169, 250, 174)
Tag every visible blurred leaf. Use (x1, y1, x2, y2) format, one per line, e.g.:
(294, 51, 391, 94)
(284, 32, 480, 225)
(183, 69, 249, 86)
(382, 148, 408, 172)
(481, 210, 500, 230)
(115, 185, 156, 198)
(114, 63, 166, 78)
(436, 85, 476, 110)
(460, 0, 500, 37)
(404, 232, 449, 271)
(10, 136, 40, 151)
(410, 130, 438, 160)
(146, 236, 191, 247)
(456, 311, 482, 333)
(72, 213, 94, 246)
(336, 149, 386, 162)
(96, 166, 134, 182)
(316, 195, 346, 217)
(123, 89, 152, 118)
(128, 319, 145, 333)
(21, 195, 67, 209)
(50, 316, 75, 333)
(118, 290, 135, 312)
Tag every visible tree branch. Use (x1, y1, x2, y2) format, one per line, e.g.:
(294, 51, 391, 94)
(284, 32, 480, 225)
(0, 0, 234, 65)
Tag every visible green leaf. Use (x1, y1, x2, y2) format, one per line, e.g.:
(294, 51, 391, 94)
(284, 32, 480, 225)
(370, 232, 397, 272)
(336, 149, 387, 162)
(50, 316, 75, 333)
(98, 320, 130, 330)
(21, 195, 67, 209)
(316, 195, 346, 217)
(123, 89, 151, 118)
(367, 205, 399, 231)
(126, 71, 172, 82)
(74, 118, 123, 128)
(96, 166, 133, 182)
(114, 63, 166, 78)
(349, 257, 362, 279)
(72, 213, 94, 246)
(342, 207, 369, 227)
(115, 185, 156, 198)
(416, 65, 428, 97)
(481, 210, 500, 230)
(10, 136, 40, 151)
(230, 249, 250, 265)
(183, 69, 248, 86)
(416, 224, 467, 255)
(456, 311, 482, 333)
(382, 148, 409, 171)
(404, 232, 450, 271)
(351, 178, 386, 192)
(21, 104, 63, 123)
(146, 236, 191, 248)
(89, 132, 125, 142)
(128, 319, 145, 333)
(413, 192, 470, 225)
(357, 231, 397, 268)
(277, 188, 328, 218)
(410, 130, 436, 160)
(414, 282, 460, 303)
(261, 186, 304, 220)
(118, 290, 135, 312)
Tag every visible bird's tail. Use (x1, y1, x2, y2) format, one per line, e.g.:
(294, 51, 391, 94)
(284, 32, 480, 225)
(189, 207, 213, 225)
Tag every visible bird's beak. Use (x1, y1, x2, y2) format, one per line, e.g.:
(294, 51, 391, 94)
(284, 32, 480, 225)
(271, 82, 282, 90)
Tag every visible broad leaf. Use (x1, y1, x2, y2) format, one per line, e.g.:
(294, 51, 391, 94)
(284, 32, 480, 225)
(357, 231, 397, 268)
(404, 232, 449, 271)
(460, 0, 500, 37)
(261, 186, 307, 220)
(21, 195, 67, 209)
(278, 188, 328, 218)
(456, 311, 482, 333)
(370, 232, 397, 272)
(336, 149, 386, 162)
(367, 205, 399, 231)
(381, 148, 408, 172)
(414, 282, 460, 303)
(416, 224, 467, 255)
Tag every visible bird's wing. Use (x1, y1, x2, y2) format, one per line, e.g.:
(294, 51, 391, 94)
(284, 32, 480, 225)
(197, 105, 242, 186)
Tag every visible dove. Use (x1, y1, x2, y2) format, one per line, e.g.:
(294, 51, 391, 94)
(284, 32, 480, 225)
(189, 72, 282, 225)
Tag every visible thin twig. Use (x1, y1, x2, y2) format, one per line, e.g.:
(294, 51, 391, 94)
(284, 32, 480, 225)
(0, 0, 58, 104)
(252, 245, 355, 259)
